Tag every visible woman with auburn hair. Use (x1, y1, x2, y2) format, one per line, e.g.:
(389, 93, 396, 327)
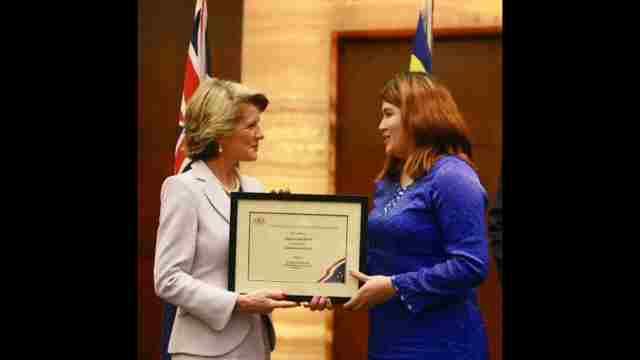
(312, 71, 490, 359)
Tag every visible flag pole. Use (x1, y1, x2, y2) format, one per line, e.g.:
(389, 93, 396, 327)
(424, 0, 433, 59)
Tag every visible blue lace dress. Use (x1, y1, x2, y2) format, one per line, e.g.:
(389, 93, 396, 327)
(367, 156, 490, 360)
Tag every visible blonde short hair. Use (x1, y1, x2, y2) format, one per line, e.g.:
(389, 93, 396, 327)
(183, 77, 268, 160)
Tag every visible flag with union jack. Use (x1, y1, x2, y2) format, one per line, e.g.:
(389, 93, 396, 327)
(409, 0, 434, 73)
(174, 0, 209, 175)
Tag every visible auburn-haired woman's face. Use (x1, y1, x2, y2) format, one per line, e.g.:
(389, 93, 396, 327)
(379, 101, 410, 159)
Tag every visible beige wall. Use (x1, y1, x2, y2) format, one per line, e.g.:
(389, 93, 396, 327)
(240, 1, 502, 359)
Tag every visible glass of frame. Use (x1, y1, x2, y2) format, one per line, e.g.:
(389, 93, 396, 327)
(229, 192, 368, 303)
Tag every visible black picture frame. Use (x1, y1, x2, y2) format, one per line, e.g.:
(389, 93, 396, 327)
(229, 192, 368, 304)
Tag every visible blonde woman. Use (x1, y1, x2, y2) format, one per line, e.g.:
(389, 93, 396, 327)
(154, 77, 298, 360)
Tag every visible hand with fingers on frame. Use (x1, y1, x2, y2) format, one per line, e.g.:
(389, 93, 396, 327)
(270, 187, 291, 194)
(343, 270, 397, 311)
(302, 296, 333, 311)
(236, 289, 299, 315)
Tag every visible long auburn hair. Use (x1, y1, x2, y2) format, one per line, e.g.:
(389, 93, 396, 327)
(376, 71, 477, 182)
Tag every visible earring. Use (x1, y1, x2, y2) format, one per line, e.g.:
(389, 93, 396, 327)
(219, 144, 223, 153)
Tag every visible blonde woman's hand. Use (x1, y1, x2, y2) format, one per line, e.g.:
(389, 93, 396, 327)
(302, 296, 333, 311)
(236, 289, 299, 314)
(270, 188, 291, 194)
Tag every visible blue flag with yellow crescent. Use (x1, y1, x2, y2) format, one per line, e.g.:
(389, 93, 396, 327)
(409, 11, 432, 73)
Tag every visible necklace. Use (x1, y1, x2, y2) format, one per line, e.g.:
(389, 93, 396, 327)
(382, 181, 415, 216)
(206, 161, 241, 196)
(222, 176, 240, 196)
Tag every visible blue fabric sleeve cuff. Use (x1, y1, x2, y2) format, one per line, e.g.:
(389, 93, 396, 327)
(390, 275, 400, 292)
(391, 274, 421, 314)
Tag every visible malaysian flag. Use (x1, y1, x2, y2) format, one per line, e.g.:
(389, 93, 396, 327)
(409, 0, 434, 73)
(174, 0, 209, 174)
(161, 2, 208, 359)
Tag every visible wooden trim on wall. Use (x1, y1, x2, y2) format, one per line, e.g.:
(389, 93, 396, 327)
(328, 26, 502, 194)
(334, 26, 501, 40)
(434, 26, 502, 38)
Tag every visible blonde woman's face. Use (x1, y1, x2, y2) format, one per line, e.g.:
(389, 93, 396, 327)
(219, 103, 264, 162)
(379, 101, 409, 158)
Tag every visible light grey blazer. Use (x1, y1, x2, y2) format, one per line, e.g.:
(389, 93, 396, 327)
(154, 160, 275, 357)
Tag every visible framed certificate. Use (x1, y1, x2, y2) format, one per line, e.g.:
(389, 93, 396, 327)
(229, 192, 368, 303)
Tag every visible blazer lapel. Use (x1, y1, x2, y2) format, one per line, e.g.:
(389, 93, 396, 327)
(190, 160, 231, 224)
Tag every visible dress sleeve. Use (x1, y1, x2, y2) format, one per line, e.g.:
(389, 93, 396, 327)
(391, 163, 490, 314)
